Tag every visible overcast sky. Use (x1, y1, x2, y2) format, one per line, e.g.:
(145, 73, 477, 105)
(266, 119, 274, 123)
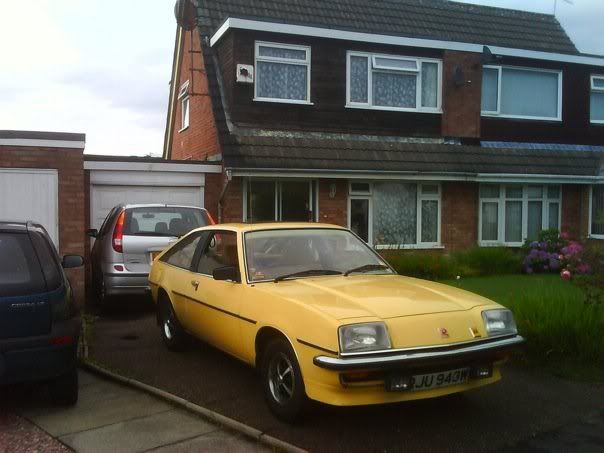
(0, 0, 602, 157)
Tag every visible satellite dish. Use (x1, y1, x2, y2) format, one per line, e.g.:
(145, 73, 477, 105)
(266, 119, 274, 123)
(174, 0, 197, 30)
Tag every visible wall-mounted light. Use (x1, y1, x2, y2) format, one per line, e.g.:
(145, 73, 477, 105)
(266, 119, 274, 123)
(329, 183, 337, 199)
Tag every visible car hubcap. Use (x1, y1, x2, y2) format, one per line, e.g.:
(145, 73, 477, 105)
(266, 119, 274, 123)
(163, 308, 174, 340)
(268, 353, 295, 405)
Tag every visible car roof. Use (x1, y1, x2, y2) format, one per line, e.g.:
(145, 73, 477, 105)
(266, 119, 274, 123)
(0, 220, 45, 233)
(120, 204, 208, 210)
(192, 222, 347, 233)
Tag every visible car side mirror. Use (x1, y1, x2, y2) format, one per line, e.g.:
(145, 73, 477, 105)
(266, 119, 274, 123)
(62, 255, 84, 269)
(212, 266, 240, 282)
(87, 229, 98, 238)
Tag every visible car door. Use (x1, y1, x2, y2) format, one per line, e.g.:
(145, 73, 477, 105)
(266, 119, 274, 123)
(159, 231, 209, 326)
(185, 230, 246, 358)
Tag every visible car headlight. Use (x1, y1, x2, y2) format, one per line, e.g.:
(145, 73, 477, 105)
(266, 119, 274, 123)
(482, 309, 518, 336)
(338, 322, 391, 353)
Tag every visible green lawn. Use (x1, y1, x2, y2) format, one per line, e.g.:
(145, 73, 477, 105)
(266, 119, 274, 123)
(444, 274, 604, 381)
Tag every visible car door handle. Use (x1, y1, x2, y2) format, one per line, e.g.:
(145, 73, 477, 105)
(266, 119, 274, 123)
(191, 280, 200, 290)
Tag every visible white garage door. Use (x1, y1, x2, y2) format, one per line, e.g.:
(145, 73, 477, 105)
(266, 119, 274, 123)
(0, 168, 59, 246)
(90, 185, 204, 231)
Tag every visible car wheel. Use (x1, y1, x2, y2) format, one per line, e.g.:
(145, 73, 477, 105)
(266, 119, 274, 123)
(261, 338, 307, 422)
(49, 367, 78, 406)
(158, 298, 187, 351)
(95, 276, 110, 311)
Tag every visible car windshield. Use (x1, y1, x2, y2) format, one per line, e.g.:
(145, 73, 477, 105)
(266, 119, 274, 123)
(244, 228, 393, 282)
(124, 207, 209, 237)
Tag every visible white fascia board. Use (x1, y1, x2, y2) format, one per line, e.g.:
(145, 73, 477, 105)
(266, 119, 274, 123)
(0, 139, 86, 149)
(84, 160, 222, 173)
(211, 18, 604, 68)
(230, 168, 604, 184)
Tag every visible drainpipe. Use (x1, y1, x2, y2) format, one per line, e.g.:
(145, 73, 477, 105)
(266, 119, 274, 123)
(217, 169, 232, 223)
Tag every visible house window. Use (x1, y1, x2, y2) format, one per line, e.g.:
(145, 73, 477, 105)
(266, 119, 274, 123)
(178, 80, 190, 131)
(346, 52, 442, 112)
(590, 185, 604, 238)
(481, 66, 562, 120)
(479, 184, 561, 246)
(254, 42, 311, 104)
(348, 182, 441, 248)
(590, 75, 604, 124)
(245, 179, 317, 222)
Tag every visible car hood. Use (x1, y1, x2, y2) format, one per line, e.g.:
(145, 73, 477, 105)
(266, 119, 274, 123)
(257, 274, 493, 320)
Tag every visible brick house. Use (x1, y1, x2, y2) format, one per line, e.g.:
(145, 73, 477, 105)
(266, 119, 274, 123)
(163, 0, 604, 252)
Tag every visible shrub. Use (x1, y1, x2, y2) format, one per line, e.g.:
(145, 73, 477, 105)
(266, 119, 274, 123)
(385, 252, 457, 281)
(453, 247, 522, 277)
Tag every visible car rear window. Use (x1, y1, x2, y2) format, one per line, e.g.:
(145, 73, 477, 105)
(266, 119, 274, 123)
(0, 232, 46, 297)
(124, 207, 209, 237)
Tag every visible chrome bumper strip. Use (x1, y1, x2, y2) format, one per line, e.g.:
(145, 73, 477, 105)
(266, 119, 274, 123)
(313, 335, 525, 371)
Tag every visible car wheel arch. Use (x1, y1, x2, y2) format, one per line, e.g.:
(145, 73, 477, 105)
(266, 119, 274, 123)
(254, 326, 300, 370)
(156, 288, 174, 325)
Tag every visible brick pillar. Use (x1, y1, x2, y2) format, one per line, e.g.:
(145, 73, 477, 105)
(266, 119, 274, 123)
(221, 177, 243, 223)
(318, 179, 348, 227)
(441, 181, 478, 251)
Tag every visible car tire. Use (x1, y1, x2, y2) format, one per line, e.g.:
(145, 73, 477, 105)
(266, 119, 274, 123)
(158, 298, 187, 351)
(95, 276, 111, 312)
(261, 338, 307, 422)
(49, 367, 79, 406)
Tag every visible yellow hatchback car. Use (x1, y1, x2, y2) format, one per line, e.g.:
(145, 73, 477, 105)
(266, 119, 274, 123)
(149, 223, 524, 421)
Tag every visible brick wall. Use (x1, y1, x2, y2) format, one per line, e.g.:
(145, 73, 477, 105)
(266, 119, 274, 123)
(221, 177, 243, 223)
(170, 29, 221, 161)
(441, 51, 482, 139)
(441, 181, 479, 251)
(0, 146, 85, 305)
(204, 172, 222, 221)
(318, 179, 348, 227)
(562, 184, 590, 239)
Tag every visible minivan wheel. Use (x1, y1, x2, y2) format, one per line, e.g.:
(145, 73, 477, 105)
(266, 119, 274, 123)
(261, 338, 307, 422)
(49, 367, 78, 406)
(159, 299, 187, 351)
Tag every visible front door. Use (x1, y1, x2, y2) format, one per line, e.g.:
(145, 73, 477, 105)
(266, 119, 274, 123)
(186, 230, 245, 358)
(349, 197, 372, 243)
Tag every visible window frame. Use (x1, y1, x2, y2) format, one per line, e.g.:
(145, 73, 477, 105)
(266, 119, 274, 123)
(590, 75, 604, 125)
(345, 51, 443, 113)
(589, 184, 604, 239)
(253, 41, 312, 105)
(243, 178, 318, 222)
(346, 181, 442, 249)
(178, 80, 190, 132)
(478, 184, 562, 247)
(481, 65, 563, 122)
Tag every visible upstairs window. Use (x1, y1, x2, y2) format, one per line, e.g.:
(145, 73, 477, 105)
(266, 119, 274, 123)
(479, 184, 561, 246)
(590, 75, 604, 124)
(178, 80, 190, 131)
(254, 42, 311, 104)
(346, 52, 441, 112)
(481, 66, 562, 121)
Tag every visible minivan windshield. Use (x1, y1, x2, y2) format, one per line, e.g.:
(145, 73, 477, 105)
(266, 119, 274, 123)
(244, 228, 393, 282)
(0, 232, 46, 297)
(124, 207, 209, 237)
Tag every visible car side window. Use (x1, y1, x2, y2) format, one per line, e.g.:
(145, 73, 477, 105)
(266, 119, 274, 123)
(196, 231, 239, 276)
(161, 232, 207, 270)
(30, 232, 63, 291)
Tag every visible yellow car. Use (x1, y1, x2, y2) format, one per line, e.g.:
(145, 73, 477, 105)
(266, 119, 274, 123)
(149, 223, 524, 421)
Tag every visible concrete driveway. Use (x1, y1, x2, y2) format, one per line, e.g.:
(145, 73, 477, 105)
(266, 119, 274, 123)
(0, 370, 267, 453)
(89, 306, 604, 452)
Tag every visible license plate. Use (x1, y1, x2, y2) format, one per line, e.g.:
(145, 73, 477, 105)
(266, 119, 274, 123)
(388, 367, 469, 392)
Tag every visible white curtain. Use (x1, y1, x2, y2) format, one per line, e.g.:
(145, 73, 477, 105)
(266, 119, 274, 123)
(505, 201, 523, 242)
(256, 62, 307, 100)
(481, 202, 499, 241)
(421, 200, 438, 243)
(350, 56, 368, 103)
(481, 68, 499, 112)
(591, 92, 604, 121)
(421, 63, 438, 108)
(373, 183, 417, 245)
(373, 72, 416, 108)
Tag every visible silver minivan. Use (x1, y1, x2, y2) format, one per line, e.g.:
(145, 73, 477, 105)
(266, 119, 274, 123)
(88, 204, 212, 305)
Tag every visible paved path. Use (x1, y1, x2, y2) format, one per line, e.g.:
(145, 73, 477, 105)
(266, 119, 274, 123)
(1, 370, 268, 453)
(90, 308, 604, 452)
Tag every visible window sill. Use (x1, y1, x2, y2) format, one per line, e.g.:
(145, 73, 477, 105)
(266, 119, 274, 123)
(253, 98, 314, 106)
(590, 120, 604, 125)
(588, 234, 604, 240)
(481, 113, 562, 122)
(346, 104, 442, 114)
(374, 244, 444, 250)
(478, 242, 523, 248)
(178, 125, 189, 133)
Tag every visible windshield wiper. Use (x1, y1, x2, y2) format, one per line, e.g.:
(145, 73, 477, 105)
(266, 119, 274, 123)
(274, 269, 342, 283)
(344, 264, 390, 277)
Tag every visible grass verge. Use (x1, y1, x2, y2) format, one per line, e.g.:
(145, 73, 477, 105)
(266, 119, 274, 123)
(444, 274, 604, 381)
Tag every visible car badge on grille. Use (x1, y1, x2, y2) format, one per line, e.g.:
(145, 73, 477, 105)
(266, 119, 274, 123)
(438, 327, 449, 338)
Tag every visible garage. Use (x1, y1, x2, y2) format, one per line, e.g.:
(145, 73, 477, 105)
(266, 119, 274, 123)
(85, 157, 222, 231)
(0, 168, 59, 246)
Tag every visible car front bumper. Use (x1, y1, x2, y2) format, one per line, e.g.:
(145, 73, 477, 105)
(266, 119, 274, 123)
(0, 317, 80, 386)
(313, 335, 525, 371)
